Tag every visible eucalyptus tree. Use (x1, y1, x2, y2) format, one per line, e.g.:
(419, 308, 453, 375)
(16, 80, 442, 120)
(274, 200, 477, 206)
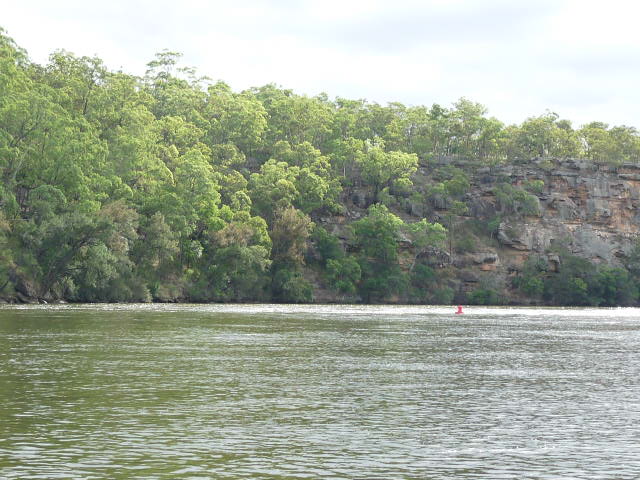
(269, 206, 314, 302)
(352, 204, 406, 302)
(356, 143, 418, 202)
(205, 81, 268, 156)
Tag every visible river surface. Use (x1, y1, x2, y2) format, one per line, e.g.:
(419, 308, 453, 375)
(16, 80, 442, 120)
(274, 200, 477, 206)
(1, 304, 639, 479)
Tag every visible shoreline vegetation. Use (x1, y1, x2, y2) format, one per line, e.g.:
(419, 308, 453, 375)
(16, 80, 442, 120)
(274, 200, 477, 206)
(2, 28, 640, 307)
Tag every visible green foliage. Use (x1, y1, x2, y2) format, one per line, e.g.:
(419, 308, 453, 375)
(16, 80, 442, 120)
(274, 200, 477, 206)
(428, 167, 471, 211)
(513, 255, 548, 298)
(203, 217, 272, 301)
(467, 288, 503, 305)
(311, 226, 343, 265)
(494, 183, 540, 217)
(356, 144, 418, 201)
(352, 204, 404, 264)
(443, 174, 470, 198)
(408, 263, 455, 304)
(271, 268, 313, 303)
(205, 81, 267, 154)
(2, 30, 640, 305)
(411, 264, 436, 288)
(268, 207, 314, 302)
(578, 122, 640, 164)
(466, 216, 501, 240)
(249, 148, 339, 217)
(522, 276, 544, 297)
(454, 235, 475, 254)
(352, 204, 407, 301)
(539, 251, 594, 305)
(405, 219, 447, 270)
(530, 250, 639, 307)
(0, 211, 13, 293)
(270, 207, 313, 269)
(524, 179, 544, 194)
(590, 267, 637, 307)
(506, 112, 580, 161)
(326, 257, 361, 295)
(625, 240, 640, 279)
(249, 159, 298, 217)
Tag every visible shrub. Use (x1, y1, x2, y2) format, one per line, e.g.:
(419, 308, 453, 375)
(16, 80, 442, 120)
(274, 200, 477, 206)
(326, 256, 361, 294)
(311, 226, 343, 265)
(524, 179, 544, 194)
(272, 268, 313, 303)
(467, 288, 503, 305)
(454, 235, 475, 253)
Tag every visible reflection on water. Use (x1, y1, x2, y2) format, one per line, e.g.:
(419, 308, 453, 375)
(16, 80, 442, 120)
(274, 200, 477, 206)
(1, 305, 640, 479)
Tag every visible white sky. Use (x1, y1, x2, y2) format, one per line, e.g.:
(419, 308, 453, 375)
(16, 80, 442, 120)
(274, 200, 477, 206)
(3, 0, 639, 127)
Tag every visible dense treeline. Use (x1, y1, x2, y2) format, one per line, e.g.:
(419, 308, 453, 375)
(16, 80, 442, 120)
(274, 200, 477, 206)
(2, 29, 640, 304)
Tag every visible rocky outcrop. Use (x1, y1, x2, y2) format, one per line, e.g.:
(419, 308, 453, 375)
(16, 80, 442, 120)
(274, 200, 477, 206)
(450, 158, 640, 300)
(504, 160, 638, 260)
(309, 158, 640, 304)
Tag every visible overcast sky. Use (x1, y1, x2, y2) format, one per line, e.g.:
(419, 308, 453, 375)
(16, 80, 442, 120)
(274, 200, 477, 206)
(3, 0, 639, 127)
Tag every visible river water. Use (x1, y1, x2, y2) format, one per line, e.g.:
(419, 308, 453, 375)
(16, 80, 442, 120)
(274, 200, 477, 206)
(1, 304, 639, 479)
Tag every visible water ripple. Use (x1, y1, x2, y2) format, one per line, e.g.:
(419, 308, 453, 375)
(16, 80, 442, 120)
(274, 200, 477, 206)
(1, 305, 640, 478)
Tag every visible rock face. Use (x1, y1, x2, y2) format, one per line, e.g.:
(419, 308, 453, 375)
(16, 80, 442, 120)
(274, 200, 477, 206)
(453, 159, 640, 301)
(313, 158, 640, 304)
(496, 161, 638, 261)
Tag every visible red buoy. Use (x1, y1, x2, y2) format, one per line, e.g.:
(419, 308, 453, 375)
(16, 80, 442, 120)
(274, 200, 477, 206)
(455, 305, 464, 314)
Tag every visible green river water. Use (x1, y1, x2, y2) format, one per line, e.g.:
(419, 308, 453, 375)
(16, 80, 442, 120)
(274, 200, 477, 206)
(1, 304, 639, 479)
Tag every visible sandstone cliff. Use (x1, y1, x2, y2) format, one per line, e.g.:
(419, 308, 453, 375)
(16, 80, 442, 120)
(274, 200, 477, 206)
(312, 158, 640, 304)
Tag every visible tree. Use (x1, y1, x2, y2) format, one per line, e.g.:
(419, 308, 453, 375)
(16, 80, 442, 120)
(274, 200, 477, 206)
(442, 200, 468, 261)
(43, 50, 106, 117)
(311, 226, 343, 265)
(0, 211, 13, 295)
(249, 160, 298, 218)
(448, 98, 488, 157)
(326, 257, 361, 296)
(352, 204, 406, 302)
(513, 255, 547, 298)
(270, 207, 313, 268)
(543, 251, 596, 306)
(6, 28, 640, 306)
(205, 82, 268, 155)
(249, 154, 337, 218)
(131, 212, 181, 300)
(204, 216, 272, 301)
(269, 207, 314, 302)
(507, 113, 579, 161)
(253, 84, 332, 147)
(590, 267, 637, 307)
(16, 200, 138, 299)
(357, 144, 418, 202)
(144, 50, 208, 127)
(405, 219, 447, 271)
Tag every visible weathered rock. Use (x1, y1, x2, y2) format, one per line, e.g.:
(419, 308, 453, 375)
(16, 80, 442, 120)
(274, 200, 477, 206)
(351, 191, 369, 209)
(548, 194, 580, 220)
(470, 252, 499, 264)
(467, 196, 498, 217)
(618, 173, 640, 181)
(459, 270, 479, 283)
(409, 200, 425, 217)
(14, 275, 38, 299)
(15, 292, 37, 304)
(430, 195, 448, 210)
(498, 223, 534, 250)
